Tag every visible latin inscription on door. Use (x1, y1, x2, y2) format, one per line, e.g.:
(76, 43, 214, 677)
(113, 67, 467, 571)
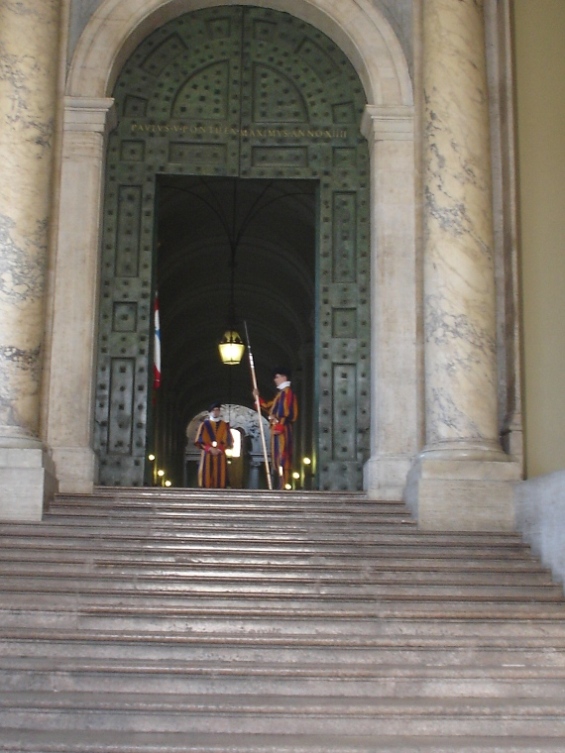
(96, 6, 370, 490)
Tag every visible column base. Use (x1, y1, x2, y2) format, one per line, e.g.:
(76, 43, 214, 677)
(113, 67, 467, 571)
(405, 448, 522, 531)
(52, 447, 97, 494)
(364, 455, 412, 500)
(0, 446, 58, 521)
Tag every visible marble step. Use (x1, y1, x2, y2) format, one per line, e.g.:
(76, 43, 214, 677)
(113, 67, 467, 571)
(46, 500, 409, 515)
(1, 592, 563, 623)
(49, 493, 399, 516)
(0, 514, 529, 540)
(0, 561, 554, 587)
(0, 528, 532, 556)
(48, 494, 406, 509)
(0, 540, 536, 569)
(3, 601, 565, 637)
(2, 731, 565, 753)
(46, 508, 410, 524)
(56, 488, 375, 504)
(0, 574, 561, 604)
(0, 545, 548, 572)
(0, 518, 527, 543)
(38, 517, 414, 533)
(2, 691, 565, 736)
(2, 628, 565, 665)
(3, 655, 565, 696)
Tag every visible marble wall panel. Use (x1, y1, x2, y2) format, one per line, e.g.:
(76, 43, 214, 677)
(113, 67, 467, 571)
(0, 0, 60, 445)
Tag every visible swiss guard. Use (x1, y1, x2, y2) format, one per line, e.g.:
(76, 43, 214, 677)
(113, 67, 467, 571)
(194, 401, 233, 488)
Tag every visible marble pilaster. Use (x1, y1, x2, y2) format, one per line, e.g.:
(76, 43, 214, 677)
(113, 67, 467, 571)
(45, 97, 117, 493)
(361, 106, 419, 500)
(406, 0, 519, 530)
(0, 0, 60, 518)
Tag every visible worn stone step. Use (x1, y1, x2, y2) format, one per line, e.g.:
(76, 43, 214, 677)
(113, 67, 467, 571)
(3, 619, 565, 648)
(45, 508, 415, 524)
(3, 655, 565, 697)
(48, 494, 407, 517)
(1, 730, 565, 753)
(0, 535, 534, 567)
(2, 692, 565, 736)
(2, 597, 565, 636)
(0, 560, 553, 587)
(0, 539, 538, 570)
(55, 489, 376, 505)
(0, 516, 530, 542)
(0, 541, 550, 577)
(1, 591, 563, 622)
(0, 552, 555, 583)
(51, 491, 389, 503)
(40, 516, 414, 531)
(45, 512, 411, 528)
(0, 573, 561, 604)
(0, 521, 422, 538)
(0, 521, 528, 547)
(2, 628, 565, 667)
(46, 505, 412, 520)
(0, 567, 565, 606)
(62, 487, 370, 497)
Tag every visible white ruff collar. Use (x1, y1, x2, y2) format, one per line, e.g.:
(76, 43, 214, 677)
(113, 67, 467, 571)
(277, 381, 291, 390)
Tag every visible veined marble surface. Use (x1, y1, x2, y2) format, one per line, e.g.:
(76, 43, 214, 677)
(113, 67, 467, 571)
(422, 0, 498, 449)
(0, 0, 59, 443)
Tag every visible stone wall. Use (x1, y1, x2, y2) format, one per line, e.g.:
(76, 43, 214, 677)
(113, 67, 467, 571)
(515, 471, 565, 586)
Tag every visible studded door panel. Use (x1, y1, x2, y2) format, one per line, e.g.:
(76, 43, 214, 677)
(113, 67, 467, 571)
(96, 6, 369, 489)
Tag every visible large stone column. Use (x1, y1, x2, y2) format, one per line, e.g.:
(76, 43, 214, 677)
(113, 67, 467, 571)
(45, 97, 116, 494)
(406, 0, 519, 530)
(361, 105, 419, 500)
(0, 1, 60, 519)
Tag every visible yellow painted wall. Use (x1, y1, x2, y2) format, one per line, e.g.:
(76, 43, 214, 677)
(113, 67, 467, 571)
(514, 0, 565, 478)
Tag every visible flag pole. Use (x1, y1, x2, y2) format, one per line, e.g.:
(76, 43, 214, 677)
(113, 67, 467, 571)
(244, 321, 272, 490)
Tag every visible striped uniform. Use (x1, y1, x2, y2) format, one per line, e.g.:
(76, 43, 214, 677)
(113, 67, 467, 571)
(194, 418, 232, 488)
(260, 385, 298, 489)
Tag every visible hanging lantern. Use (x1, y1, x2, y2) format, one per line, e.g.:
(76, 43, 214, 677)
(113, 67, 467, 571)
(218, 329, 245, 365)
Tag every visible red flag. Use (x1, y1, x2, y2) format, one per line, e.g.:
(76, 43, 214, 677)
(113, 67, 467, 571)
(153, 293, 161, 390)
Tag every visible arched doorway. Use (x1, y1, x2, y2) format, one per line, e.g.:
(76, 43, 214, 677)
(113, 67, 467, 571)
(94, 6, 370, 490)
(50, 0, 416, 500)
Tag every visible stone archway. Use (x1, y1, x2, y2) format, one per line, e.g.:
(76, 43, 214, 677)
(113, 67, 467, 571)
(46, 0, 416, 499)
(97, 7, 373, 490)
(66, 0, 412, 105)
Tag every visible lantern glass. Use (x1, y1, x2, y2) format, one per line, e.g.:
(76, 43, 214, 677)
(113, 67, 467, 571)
(218, 329, 245, 365)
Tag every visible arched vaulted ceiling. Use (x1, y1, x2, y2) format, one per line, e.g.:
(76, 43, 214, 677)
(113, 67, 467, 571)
(156, 176, 316, 430)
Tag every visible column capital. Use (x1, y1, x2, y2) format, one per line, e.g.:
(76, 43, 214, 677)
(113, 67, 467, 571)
(361, 105, 414, 142)
(64, 96, 117, 134)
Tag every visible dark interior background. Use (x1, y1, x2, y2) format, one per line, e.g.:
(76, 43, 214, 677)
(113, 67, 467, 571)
(154, 175, 317, 484)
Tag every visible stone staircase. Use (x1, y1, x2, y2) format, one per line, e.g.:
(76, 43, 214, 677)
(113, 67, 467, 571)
(1, 488, 565, 752)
